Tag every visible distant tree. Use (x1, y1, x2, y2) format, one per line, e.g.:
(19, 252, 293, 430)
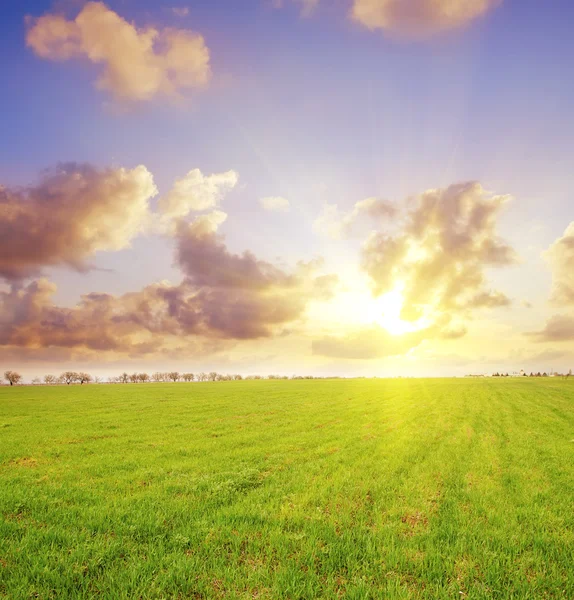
(94, 376, 102, 384)
(31, 377, 42, 385)
(119, 372, 130, 384)
(168, 372, 180, 382)
(542, 372, 548, 377)
(138, 373, 150, 383)
(208, 372, 219, 382)
(129, 373, 139, 383)
(44, 374, 57, 385)
(233, 374, 243, 381)
(108, 376, 118, 383)
(4, 371, 23, 386)
(182, 373, 195, 382)
(77, 373, 92, 385)
(152, 372, 163, 383)
(196, 372, 207, 382)
(60, 371, 79, 385)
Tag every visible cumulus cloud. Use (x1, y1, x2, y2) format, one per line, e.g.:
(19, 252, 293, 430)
(274, 0, 500, 36)
(173, 210, 336, 338)
(0, 163, 156, 280)
(544, 222, 574, 305)
(0, 206, 338, 355)
(526, 315, 574, 343)
(314, 197, 397, 239)
(0, 278, 227, 357)
(361, 182, 516, 323)
(26, 1, 211, 103)
(351, 0, 501, 37)
(159, 169, 239, 219)
(260, 196, 291, 212)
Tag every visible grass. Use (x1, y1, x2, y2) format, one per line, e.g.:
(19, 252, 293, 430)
(0, 378, 573, 599)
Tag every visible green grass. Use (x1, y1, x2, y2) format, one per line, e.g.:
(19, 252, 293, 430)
(0, 378, 573, 599)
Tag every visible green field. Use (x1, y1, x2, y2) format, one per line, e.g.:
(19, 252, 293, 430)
(1, 379, 573, 599)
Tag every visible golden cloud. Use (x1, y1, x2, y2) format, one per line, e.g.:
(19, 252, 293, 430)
(26, 1, 211, 103)
(351, 0, 500, 36)
(0, 163, 156, 280)
(361, 182, 516, 323)
(544, 222, 574, 305)
(159, 169, 239, 219)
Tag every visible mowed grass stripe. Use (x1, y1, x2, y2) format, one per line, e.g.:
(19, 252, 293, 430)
(0, 379, 573, 599)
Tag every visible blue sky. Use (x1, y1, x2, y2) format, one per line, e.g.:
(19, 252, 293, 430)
(1, 0, 573, 377)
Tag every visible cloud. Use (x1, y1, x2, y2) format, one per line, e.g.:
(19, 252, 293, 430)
(361, 182, 516, 323)
(173, 211, 336, 338)
(259, 196, 291, 212)
(314, 197, 397, 239)
(171, 7, 190, 18)
(544, 222, 574, 305)
(351, 0, 501, 37)
(312, 325, 429, 359)
(0, 207, 338, 355)
(0, 278, 227, 358)
(0, 163, 156, 280)
(526, 315, 574, 343)
(273, 0, 320, 17)
(159, 169, 239, 219)
(26, 1, 211, 103)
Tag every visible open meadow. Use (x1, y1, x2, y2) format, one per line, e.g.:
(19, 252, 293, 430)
(1, 378, 573, 599)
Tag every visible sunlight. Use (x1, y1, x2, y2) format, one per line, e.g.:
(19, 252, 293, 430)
(373, 286, 427, 335)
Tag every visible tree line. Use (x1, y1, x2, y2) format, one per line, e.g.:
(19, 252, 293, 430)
(2, 370, 322, 386)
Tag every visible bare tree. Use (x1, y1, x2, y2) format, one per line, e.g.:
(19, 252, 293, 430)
(152, 372, 163, 383)
(44, 374, 57, 385)
(60, 371, 79, 385)
(196, 372, 207, 382)
(233, 374, 243, 381)
(129, 373, 139, 383)
(168, 372, 180, 382)
(208, 372, 219, 382)
(138, 373, 150, 383)
(119, 372, 129, 384)
(108, 376, 118, 383)
(77, 373, 92, 385)
(4, 371, 23, 386)
(94, 376, 102, 384)
(182, 373, 195, 382)
(31, 377, 42, 385)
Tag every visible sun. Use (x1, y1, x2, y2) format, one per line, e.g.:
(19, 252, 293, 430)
(306, 278, 430, 336)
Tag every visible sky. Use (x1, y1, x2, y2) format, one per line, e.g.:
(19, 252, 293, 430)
(1, 0, 574, 379)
